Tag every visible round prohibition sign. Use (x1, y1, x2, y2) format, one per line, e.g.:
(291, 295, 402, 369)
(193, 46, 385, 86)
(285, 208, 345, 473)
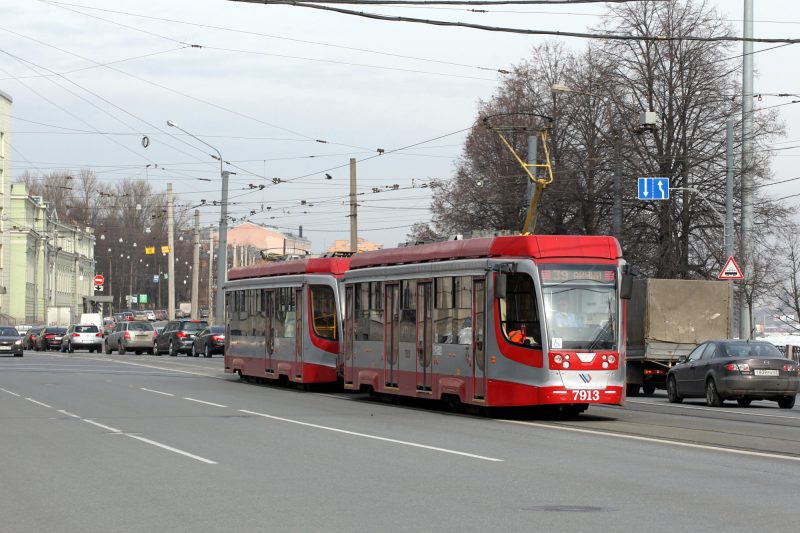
(94, 274, 105, 286)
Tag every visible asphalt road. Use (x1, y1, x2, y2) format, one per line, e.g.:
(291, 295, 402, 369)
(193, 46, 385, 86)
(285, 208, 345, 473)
(1, 350, 798, 532)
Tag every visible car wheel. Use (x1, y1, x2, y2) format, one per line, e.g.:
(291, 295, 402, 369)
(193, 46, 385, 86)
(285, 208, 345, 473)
(705, 379, 723, 407)
(169, 340, 177, 357)
(667, 376, 683, 403)
(67, 342, 74, 354)
(737, 399, 752, 407)
(205, 344, 211, 358)
(153, 341, 160, 356)
(105, 341, 112, 355)
(777, 395, 796, 409)
(134, 351, 142, 355)
(118, 342, 126, 355)
(191, 344, 197, 357)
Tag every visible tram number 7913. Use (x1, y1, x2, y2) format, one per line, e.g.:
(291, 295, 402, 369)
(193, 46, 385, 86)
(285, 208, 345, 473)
(572, 390, 600, 401)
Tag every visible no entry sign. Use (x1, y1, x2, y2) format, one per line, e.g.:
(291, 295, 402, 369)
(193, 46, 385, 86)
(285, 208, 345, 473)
(94, 274, 105, 286)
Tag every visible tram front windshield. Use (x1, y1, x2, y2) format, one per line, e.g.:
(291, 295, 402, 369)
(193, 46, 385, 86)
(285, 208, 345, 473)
(540, 265, 619, 350)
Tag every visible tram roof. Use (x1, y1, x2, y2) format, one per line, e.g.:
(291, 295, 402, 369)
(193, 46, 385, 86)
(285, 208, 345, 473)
(228, 257, 350, 280)
(349, 235, 621, 269)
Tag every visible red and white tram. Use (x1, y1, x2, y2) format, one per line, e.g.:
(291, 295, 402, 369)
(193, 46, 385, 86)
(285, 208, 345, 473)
(342, 235, 631, 410)
(224, 257, 349, 384)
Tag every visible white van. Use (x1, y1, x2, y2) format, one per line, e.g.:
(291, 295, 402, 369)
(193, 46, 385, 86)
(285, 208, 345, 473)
(79, 313, 103, 332)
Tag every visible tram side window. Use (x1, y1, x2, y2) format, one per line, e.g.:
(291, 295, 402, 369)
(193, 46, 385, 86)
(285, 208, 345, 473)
(434, 277, 453, 343)
(250, 289, 265, 337)
(355, 283, 369, 341)
(283, 287, 296, 338)
(453, 277, 472, 345)
(311, 285, 337, 340)
(274, 287, 295, 338)
(370, 281, 384, 342)
(229, 291, 244, 336)
(399, 280, 416, 343)
(499, 273, 541, 347)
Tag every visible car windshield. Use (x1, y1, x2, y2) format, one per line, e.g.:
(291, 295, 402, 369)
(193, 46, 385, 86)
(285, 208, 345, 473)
(0, 326, 18, 336)
(47, 328, 67, 334)
(182, 321, 207, 332)
(723, 341, 782, 358)
(540, 264, 619, 350)
(129, 322, 154, 332)
(74, 325, 99, 333)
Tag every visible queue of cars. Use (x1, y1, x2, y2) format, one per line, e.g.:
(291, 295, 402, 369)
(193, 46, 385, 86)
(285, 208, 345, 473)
(10, 314, 224, 359)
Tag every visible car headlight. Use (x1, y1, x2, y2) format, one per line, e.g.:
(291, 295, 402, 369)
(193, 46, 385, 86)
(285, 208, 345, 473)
(14, 339, 22, 345)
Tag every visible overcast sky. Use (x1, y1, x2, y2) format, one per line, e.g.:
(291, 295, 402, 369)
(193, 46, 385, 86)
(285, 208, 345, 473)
(2, 0, 800, 252)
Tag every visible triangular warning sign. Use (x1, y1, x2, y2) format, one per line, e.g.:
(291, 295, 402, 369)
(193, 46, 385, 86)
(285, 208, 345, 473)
(718, 256, 744, 280)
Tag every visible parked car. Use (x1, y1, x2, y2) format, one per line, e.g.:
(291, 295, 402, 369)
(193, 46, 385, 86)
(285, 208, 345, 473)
(155, 319, 208, 356)
(34, 327, 68, 351)
(61, 324, 104, 353)
(23, 326, 44, 350)
(191, 326, 225, 358)
(145, 310, 156, 321)
(667, 340, 800, 409)
(104, 321, 156, 355)
(0, 325, 24, 356)
(154, 309, 168, 321)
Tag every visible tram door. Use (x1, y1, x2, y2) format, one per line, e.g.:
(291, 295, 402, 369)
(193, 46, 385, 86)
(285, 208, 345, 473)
(343, 285, 355, 385)
(384, 283, 400, 388)
(472, 279, 486, 400)
(416, 282, 433, 392)
(294, 287, 304, 379)
(264, 290, 274, 374)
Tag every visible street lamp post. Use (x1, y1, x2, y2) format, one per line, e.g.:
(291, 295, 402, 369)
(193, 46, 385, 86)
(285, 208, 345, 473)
(166, 120, 230, 324)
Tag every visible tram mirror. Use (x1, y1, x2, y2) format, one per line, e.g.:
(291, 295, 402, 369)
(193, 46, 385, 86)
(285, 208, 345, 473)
(620, 273, 634, 300)
(495, 273, 507, 299)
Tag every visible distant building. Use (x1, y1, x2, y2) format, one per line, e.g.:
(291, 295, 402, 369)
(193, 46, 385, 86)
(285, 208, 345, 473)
(326, 237, 384, 253)
(208, 222, 312, 267)
(0, 89, 12, 321)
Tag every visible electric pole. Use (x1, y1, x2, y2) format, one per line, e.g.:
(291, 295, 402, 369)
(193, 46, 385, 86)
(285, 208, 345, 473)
(191, 209, 200, 320)
(349, 158, 358, 253)
(167, 183, 175, 321)
(740, 0, 754, 339)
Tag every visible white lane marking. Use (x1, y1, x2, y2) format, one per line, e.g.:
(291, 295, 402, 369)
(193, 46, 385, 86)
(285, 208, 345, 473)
(500, 419, 800, 462)
(140, 387, 175, 397)
(83, 419, 122, 433)
(184, 397, 227, 408)
(626, 399, 800, 420)
(0, 387, 20, 397)
(83, 419, 217, 464)
(25, 398, 52, 408)
(239, 409, 503, 462)
(57, 410, 81, 418)
(126, 434, 217, 465)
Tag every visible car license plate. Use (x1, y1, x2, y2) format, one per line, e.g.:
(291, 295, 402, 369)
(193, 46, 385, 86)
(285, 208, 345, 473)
(0, 346, 10, 351)
(54, 337, 62, 341)
(754, 369, 779, 376)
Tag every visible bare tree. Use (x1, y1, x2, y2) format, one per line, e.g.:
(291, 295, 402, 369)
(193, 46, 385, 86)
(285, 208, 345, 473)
(771, 224, 800, 333)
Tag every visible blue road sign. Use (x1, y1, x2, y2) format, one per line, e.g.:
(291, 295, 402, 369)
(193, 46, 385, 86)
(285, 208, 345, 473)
(638, 177, 670, 200)
(153, 275, 159, 283)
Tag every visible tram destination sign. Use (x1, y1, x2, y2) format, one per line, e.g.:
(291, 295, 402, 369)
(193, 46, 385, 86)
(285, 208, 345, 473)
(540, 268, 616, 283)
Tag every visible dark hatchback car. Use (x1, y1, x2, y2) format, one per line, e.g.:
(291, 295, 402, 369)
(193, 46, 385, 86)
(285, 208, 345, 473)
(190, 326, 225, 358)
(34, 327, 68, 351)
(0, 326, 24, 356)
(23, 327, 44, 350)
(667, 340, 800, 409)
(154, 320, 208, 356)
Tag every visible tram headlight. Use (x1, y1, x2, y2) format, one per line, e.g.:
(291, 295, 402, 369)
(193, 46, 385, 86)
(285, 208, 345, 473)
(608, 355, 616, 364)
(602, 362, 609, 369)
(554, 354, 563, 364)
(563, 362, 570, 369)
